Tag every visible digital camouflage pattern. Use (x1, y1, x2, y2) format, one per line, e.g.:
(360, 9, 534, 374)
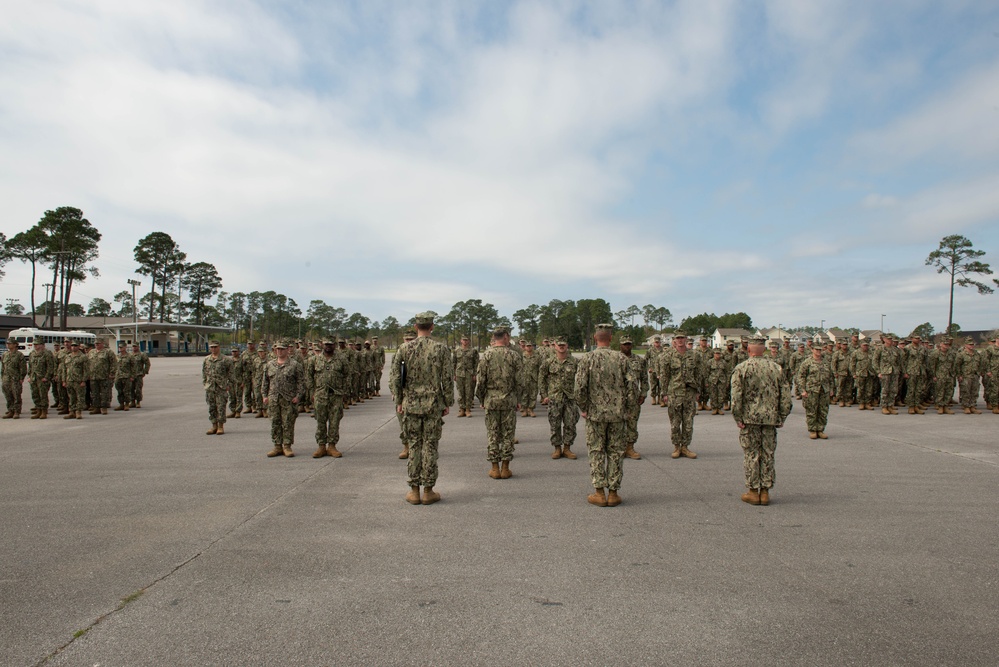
(2, 346, 28, 414)
(312, 351, 350, 446)
(623, 352, 648, 446)
(539, 354, 579, 449)
(928, 346, 958, 407)
(797, 355, 833, 433)
(956, 347, 984, 408)
(203, 353, 235, 424)
(658, 350, 701, 450)
(476, 345, 522, 462)
(520, 351, 542, 411)
(575, 347, 635, 491)
(28, 348, 56, 410)
(876, 344, 902, 409)
(453, 346, 479, 411)
(731, 356, 792, 491)
(263, 357, 305, 445)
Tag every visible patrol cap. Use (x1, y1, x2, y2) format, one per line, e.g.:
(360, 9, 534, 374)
(860, 339, 870, 346)
(525, 340, 535, 347)
(322, 339, 335, 345)
(555, 337, 568, 345)
(208, 340, 220, 347)
(460, 335, 469, 341)
(414, 312, 435, 325)
(748, 335, 767, 345)
(673, 330, 687, 339)
(372, 337, 378, 341)
(273, 340, 288, 349)
(653, 336, 662, 342)
(798, 342, 806, 348)
(700, 336, 709, 342)
(620, 336, 633, 345)
(712, 348, 722, 355)
(726, 340, 734, 346)
(911, 334, 921, 341)
(403, 329, 417, 339)
(117, 341, 126, 347)
(769, 340, 779, 347)
(493, 325, 511, 336)
(6, 336, 17, 344)
(966, 337, 976, 345)
(596, 323, 614, 333)
(542, 338, 550, 344)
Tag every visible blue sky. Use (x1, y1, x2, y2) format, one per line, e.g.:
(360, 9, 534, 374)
(2, 1, 998, 335)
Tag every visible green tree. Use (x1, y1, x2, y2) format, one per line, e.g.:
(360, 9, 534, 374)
(0, 232, 9, 278)
(925, 235, 993, 335)
(5, 301, 24, 315)
(37, 207, 101, 330)
(113, 290, 134, 318)
(6, 226, 49, 325)
(512, 304, 541, 340)
(380, 316, 401, 348)
(87, 298, 112, 316)
(65, 303, 85, 317)
(910, 322, 934, 339)
(134, 232, 186, 323)
(180, 261, 223, 325)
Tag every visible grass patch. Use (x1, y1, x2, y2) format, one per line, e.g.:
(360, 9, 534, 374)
(73, 628, 89, 639)
(117, 589, 144, 609)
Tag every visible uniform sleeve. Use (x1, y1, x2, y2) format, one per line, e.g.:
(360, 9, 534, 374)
(390, 349, 403, 404)
(730, 365, 744, 424)
(475, 353, 487, 405)
(574, 356, 589, 413)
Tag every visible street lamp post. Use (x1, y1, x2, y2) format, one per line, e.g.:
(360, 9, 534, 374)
(127, 279, 141, 348)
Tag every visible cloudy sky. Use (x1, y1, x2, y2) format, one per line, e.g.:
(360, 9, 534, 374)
(2, 0, 998, 335)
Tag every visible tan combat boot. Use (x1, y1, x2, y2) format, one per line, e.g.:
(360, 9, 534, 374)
(907, 407, 916, 414)
(606, 490, 622, 507)
(282, 445, 294, 457)
(76, 411, 83, 419)
(759, 488, 770, 505)
(881, 407, 891, 415)
(944, 406, 956, 415)
(313, 446, 327, 458)
(267, 445, 283, 457)
(206, 424, 218, 435)
(809, 432, 818, 439)
(971, 406, 982, 414)
(937, 406, 945, 414)
(421, 487, 441, 505)
(405, 486, 421, 505)
(562, 446, 577, 460)
(624, 445, 642, 460)
(587, 488, 608, 507)
(551, 446, 562, 459)
(231, 411, 239, 418)
(680, 447, 697, 459)
(1, 411, 13, 419)
(64, 411, 75, 420)
(216, 424, 224, 435)
(39, 409, 48, 420)
(915, 406, 926, 414)
(488, 463, 501, 479)
(30, 408, 40, 419)
(500, 460, 512, 479)
(256, 410, 265, 418)
(114, 404, 125, 411)
(327, 444, 342, 458)
(398, 444, 409, 459)
(817, 431, 828, 439)
(671, 447, 681, 459)
(741, 488, 761, 505)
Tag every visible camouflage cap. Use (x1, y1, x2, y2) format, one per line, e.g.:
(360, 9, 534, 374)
(748, 335, 767, 345)
(414, 312, 435, 325)
(542, 338, 550, 343)
(700, 336, 710, 342)
(653, 336, 662, 342)
(6, 336, 17, 344)
(596, 323, 614, 333)
(726, 340, 735, 346)
(860, 339, 870, 346)
(524, 340, 535, 347)
(620, 336, 633, 345)
(798, 342, 806, 348)
(712, 347, 722, 354)
(322, 339, 335, 345)
(554, 337, 568, 345)
(493, 325, 511, 336)
(403, 329, 417, 339)
(966, 337, 976, 345)
(208, 340, 220, 347)
(372, 336, 378, 340)
(673, 330, 687, 339)
(460, 335, 470, 341)
(272, 340, 289, 349)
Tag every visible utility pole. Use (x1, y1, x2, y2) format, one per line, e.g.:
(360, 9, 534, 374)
(42, 283, 53, 328)
(881, 314, 886, 333)
(127, 279, 141, 346)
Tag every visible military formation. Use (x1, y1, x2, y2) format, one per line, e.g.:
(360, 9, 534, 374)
(2, 336, 150, 420)
(199, 336, 387, 460)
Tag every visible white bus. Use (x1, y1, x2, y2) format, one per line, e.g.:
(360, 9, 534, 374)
(7, 328, 97, 351)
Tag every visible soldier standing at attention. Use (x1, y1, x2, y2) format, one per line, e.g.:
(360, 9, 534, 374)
(646, 336, 664, 407)
(956, 337, 984, 414)
(371, 336, 385, 397)
(658, 331, 702, 459)
(929, 338, 958, 414)
(985, 335, 999, 413)
(694, 337, 713, 411)
(876, 335, 902, 415)
(453, 335, 479, 417)
(2, 337, 28, 419)
(902, 335, 927, 415)
(850, 340, 876, 410)
(391, 329, 418, 459)
(619, 336, 647, 460)
(263, 340, 305, 457)
(731, 336, 793, 505)
(202, 341, 234, 435)
(575, 323, 635, 507)
(28, 339, 56, 419)
(831, 342, 850, 407)
(130, 343, 150, 408)
(113, 341, 135, 411)
(242, 341, 257, 412)
(391, 313, 453, 505)
(253, 344, 268, 417)
(88, 339, 116, 415)
(311, 339, 350, 458)
(797, 344, 833, 439)
(520, 341, 541, 418)
(539, 336, 579, 460)
(227, 347, 244, 418)
(706, 348, 729, 415)
(62, 342, 89, 419)
(476, 326, 522, 480)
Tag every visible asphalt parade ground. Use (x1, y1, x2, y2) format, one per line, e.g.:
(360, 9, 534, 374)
(2, 356, 998, 666)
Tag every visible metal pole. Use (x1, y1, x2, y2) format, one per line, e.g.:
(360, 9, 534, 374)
(128, 279, 141, 346)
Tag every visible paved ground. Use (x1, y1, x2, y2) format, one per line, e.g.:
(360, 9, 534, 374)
(1, 355, 997, 666)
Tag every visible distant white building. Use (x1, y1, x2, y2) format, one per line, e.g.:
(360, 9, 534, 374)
(713, 328, 754, 348)
(757, 327, 790, 343)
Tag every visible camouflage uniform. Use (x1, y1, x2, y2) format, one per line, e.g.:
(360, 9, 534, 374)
(622, 349, 648, 450)
(241, 346, 257, 411)
(797, 353, 833, 436)
(902, 342, 927, 412)
(55, 345, 70, 411)
(311, 347, 350, 453)
(575, 345, 635, 494)
(88, 345, 116, 411)
(646, 342, 664, 404)
(929, 344, 958, 411)
(520, 349, 542, 414)
(252, 349, 268, 414)
(876, 341, 902, 413)
(830, 345, 851, 405)
(694, 341, 713, 409)
(2, 343, 28, 417)
(731, 355, 793, 496)
(452, 345, 479, 413)
(538, 351, 579, 454)
(263, 354, 305, 448)
(476, 343, 522, 465)
(391, 330, 453, 490)
(27, 346, 56, 414)
(227, 352, 245, 415)
(705, 353, 729, 413)
(984, 341, 999, 411)
(113, 347, 136, 409)
(849, 345, 876, 408)
(63, 349, 89, 416)
(130, 348, 151, 407)
(202, 351, 235, 427)
(372, 341, 386, 395)
(658, 347, 702, 456)
(956, 343, 984, 412)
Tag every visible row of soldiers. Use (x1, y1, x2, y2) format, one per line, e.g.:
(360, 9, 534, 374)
(202, 338, 386, 458)
(1, 337, 150, 420)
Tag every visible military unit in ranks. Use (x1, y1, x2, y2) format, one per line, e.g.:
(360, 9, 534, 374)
(202, 336, 386, 460)
(1, 335, 150, 420)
